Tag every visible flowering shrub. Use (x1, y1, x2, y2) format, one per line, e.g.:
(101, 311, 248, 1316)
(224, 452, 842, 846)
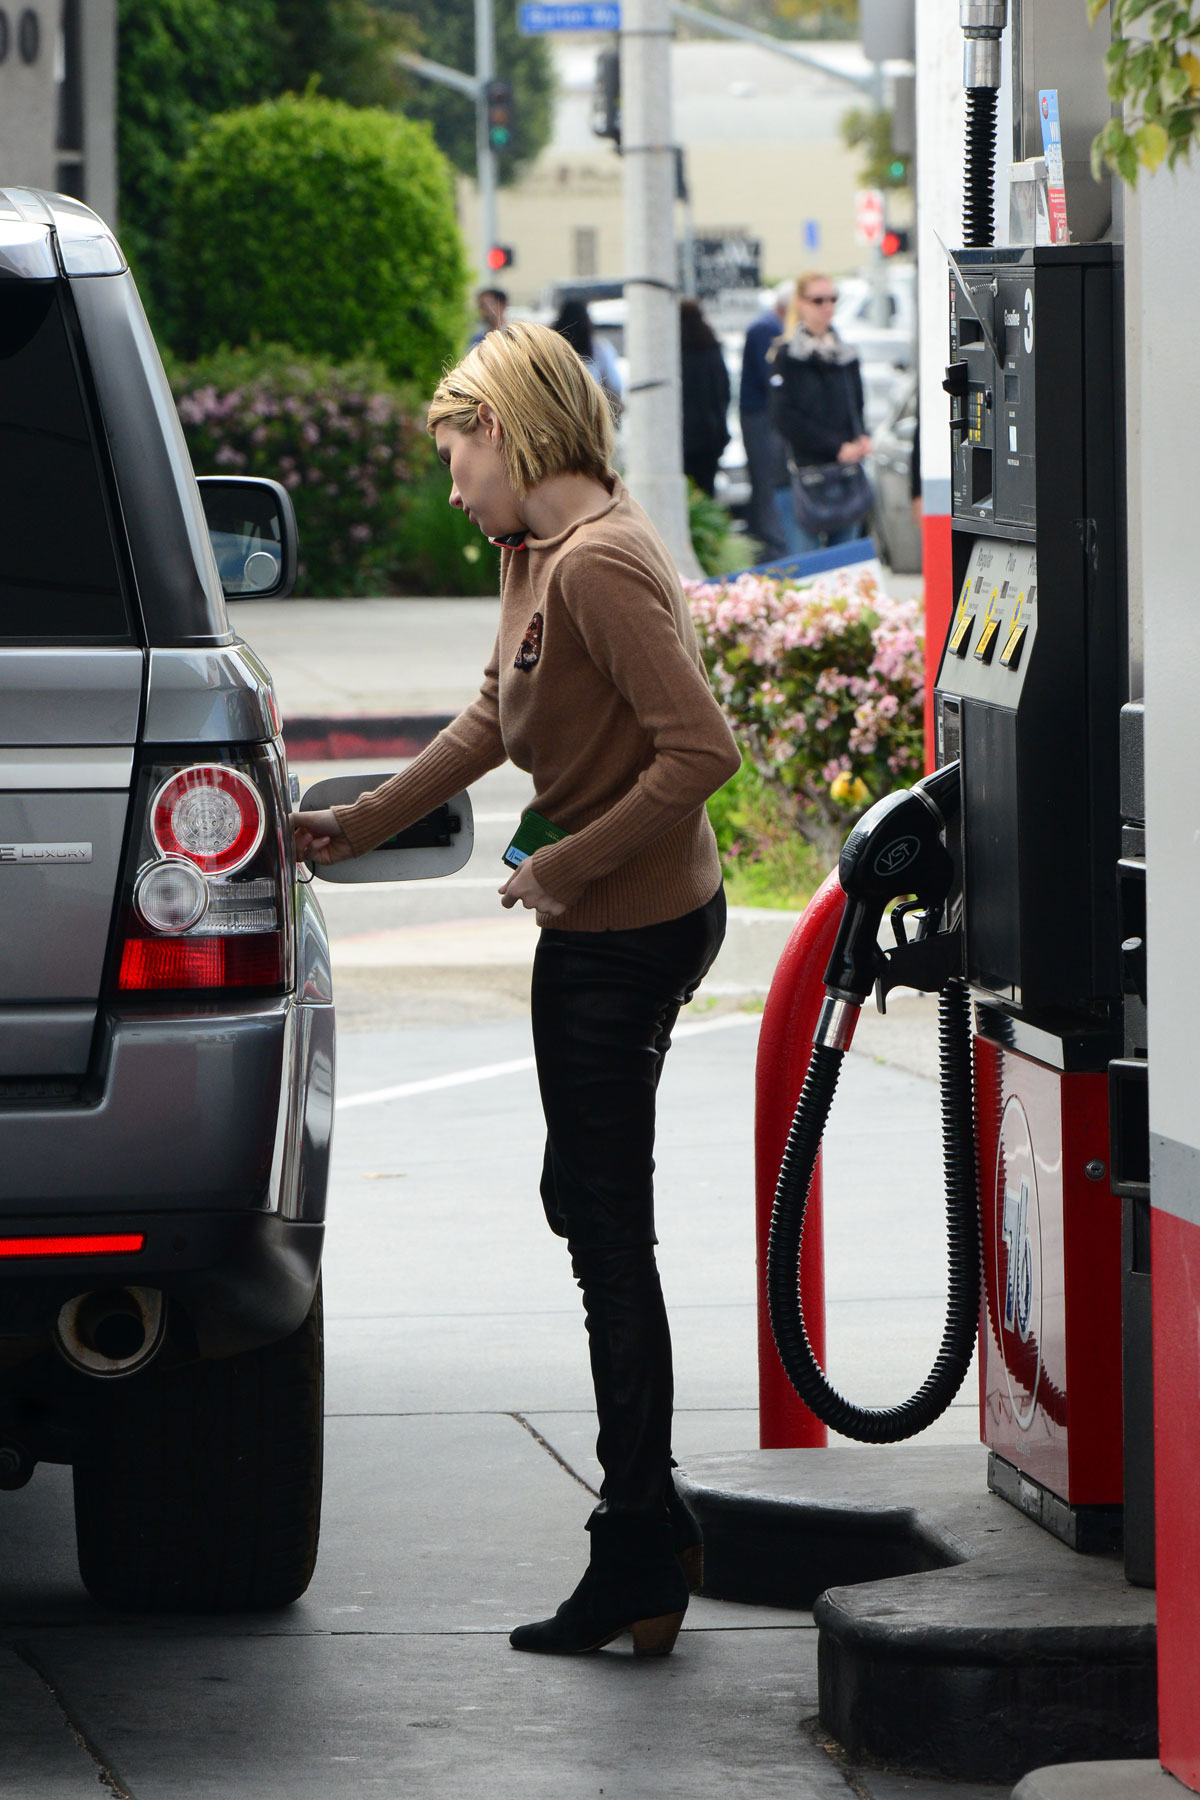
(172, 344, 421, 596)
(685, 567, 924, 855)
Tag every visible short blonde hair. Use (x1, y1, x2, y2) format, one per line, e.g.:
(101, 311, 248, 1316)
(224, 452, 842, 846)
(427, 321, 615, 495)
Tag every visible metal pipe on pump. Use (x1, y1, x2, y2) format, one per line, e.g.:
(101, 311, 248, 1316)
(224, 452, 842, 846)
(960, 0, 1006, 246)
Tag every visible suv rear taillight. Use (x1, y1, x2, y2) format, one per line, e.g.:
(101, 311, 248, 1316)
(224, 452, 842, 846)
(150, 764, 265, 874)
(111, 751, 292, 995)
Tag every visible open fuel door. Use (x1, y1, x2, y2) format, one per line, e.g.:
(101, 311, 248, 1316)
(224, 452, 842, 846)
(298, 774, 474, 884)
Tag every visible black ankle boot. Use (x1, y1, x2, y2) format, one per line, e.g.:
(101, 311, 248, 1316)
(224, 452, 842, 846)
(509, 1512, 689, 1656)
(667, 1479, 704, 1592)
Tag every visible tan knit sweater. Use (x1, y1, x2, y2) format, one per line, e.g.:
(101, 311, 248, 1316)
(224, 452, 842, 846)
(331, 477, 740, 931)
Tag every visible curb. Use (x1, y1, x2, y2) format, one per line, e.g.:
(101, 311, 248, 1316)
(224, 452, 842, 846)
(283, 712, 452, 763)
(676, 1446, 1157, 1785)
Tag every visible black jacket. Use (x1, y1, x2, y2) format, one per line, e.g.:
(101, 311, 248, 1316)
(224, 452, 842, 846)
(768, 331, 865, 467)
(681, 343, 731, 461)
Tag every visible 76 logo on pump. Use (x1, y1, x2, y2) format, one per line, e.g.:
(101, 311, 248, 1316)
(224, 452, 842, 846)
(1003, 1175, 1034, 1341)
(993, 1097, 1043, 1430)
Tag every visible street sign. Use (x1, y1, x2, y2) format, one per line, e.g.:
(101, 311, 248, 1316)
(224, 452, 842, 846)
(854, 187, 886, 248)
(518, 3, 620, 31)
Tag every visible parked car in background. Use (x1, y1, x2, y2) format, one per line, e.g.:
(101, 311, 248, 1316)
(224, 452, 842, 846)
(0, 187, 469, 1613)
(834, 263, 917, 369)
(868, 372, 921, 574)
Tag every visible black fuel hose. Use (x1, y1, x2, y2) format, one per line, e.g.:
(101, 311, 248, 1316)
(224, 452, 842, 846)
(766, 978, 981, 1443)
(963, 87, 998, 247)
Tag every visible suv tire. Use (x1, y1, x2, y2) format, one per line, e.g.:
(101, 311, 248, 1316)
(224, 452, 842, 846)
(72, 1282, 324, 1612)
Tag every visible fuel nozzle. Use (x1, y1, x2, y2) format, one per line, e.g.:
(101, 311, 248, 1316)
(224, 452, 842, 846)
(819, 764, 961, 1034)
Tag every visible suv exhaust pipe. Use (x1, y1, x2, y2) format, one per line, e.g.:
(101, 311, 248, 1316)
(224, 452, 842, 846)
(55, 1287, 166, 1378)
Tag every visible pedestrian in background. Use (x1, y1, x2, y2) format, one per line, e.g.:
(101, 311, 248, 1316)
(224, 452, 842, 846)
(679, 298, 730, 498)
(738, 279, 793, 560)
(469, 286, 509, 347)
(768, 272, 873, 555)
(551, 298, 623, 407)
(292, 322, 739, 1660)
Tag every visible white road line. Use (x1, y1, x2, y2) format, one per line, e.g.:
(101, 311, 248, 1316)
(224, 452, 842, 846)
(336, 1055, 536, 1109)
(334, 1011, 757, 1111)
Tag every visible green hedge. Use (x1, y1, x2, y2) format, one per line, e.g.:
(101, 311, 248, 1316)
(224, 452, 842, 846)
(169, 94, 469, 395)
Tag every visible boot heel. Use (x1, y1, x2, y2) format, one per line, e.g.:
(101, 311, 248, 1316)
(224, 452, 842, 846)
(631, 1609, 685, 1657)
(678, 1544, 704, 1592)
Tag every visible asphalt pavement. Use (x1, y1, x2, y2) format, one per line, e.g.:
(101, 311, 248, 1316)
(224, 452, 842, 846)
(1, 591, 1016, 1798)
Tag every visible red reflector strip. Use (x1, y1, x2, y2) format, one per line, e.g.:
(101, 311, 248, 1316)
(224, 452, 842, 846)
(0, 1233, 145, 1259)
(118, 934, 284, 991)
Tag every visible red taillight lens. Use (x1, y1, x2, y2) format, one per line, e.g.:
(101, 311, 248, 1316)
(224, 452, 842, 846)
(150, 764, 265, 876)
(0, 1233, 145, 1259)
(118, 934, 284, 991)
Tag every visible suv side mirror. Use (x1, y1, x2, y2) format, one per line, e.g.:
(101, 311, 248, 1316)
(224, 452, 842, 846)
(197, 475, 299, 601)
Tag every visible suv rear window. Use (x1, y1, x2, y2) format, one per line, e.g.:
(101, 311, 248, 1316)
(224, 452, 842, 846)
(0, 283, 131, 641)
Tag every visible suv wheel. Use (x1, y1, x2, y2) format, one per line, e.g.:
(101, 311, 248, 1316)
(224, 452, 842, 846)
(72, 1282, 324, 1612)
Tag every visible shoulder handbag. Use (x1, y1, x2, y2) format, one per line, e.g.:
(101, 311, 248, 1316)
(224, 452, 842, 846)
(788, 359, 873, 537)
(790, 460, 873, 536)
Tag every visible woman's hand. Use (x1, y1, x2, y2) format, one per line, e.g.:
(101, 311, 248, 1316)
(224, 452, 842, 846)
(292, 808, 353, 866)
(499, 858, 566, 916)
(837, 436, 872, 464)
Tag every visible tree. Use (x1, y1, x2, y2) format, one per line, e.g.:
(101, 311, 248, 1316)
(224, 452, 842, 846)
(273, 0, 414, 107)
(116, 0, 417, 331)
(841, 105, 913, 189)
(169, 94, 470, 395)
(680, 0, 858, 38)
(117, 0, 279, 322)
(386, 0, 554, 183)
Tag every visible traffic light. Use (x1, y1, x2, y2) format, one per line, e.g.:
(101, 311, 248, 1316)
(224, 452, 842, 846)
(888, 158, 908, 183)
(881, 228, 910, 257)
(591, 48, 620, 145)
(485, 79, 515, 156)
(486, 244, 514, 273)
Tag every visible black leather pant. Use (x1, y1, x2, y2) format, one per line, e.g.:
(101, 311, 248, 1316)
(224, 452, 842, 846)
(530, 886, 727, 1519)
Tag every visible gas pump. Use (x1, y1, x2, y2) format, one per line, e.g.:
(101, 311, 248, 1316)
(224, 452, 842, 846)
(765, 0, 1133, 1557)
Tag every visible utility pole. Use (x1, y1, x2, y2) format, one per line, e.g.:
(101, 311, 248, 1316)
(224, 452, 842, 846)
(474, 0, 498, 277)
(621, 0, 699, 574)
(398, 0, 498, 283)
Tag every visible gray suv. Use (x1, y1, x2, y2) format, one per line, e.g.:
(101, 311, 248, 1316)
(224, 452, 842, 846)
(0, 188, 470, 1612)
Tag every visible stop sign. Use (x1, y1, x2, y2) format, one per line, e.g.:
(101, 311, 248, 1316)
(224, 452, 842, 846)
(855, 188, 886, 247)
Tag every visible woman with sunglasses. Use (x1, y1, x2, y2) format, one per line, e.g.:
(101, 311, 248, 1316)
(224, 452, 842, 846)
(768, 272, 872, 554)
(292, 322, 740, 1659)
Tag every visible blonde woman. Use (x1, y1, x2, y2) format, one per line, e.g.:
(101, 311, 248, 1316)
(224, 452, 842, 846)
(293, 323, 740, 1657)
(769, 271, 872, 554)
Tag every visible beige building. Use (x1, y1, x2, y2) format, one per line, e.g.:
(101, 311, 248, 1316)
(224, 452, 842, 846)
(0, 0, 117, 222)
(459, 36, 909, 306)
